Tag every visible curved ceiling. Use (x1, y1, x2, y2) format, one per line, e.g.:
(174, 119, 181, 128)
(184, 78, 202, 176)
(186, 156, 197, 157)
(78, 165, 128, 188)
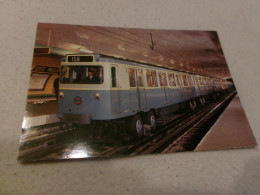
(35, 23, 231, 79)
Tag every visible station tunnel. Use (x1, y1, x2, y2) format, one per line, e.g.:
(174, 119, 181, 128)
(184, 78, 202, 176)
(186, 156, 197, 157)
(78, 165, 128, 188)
(28, 23, 232, 106)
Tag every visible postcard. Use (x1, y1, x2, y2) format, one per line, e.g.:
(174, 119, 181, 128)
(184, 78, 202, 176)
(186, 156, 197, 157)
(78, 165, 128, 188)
(18, 23, 257, 161)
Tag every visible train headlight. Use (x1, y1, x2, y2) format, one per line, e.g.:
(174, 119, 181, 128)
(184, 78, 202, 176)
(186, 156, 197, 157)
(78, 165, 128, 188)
(59, 92, 64, 99)
(95, 93, 100, 100)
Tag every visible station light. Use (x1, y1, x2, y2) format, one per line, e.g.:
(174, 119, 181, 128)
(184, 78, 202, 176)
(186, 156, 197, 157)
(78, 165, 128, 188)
(79, 48, 93, 53)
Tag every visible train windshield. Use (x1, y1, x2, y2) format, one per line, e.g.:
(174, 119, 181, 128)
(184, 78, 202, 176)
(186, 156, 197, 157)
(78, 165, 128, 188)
(60, 66, 103, 84)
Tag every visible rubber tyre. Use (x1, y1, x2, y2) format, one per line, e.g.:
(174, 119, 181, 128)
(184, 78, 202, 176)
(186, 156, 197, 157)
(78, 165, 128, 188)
(127, 115, 144, 139)
(146, 111, 157, 132)
(200, 97, 206, 105)
(189, 101, 195, 111)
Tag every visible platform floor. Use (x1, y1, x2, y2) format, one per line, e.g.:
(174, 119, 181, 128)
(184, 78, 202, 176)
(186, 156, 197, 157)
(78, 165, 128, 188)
(25, 101, 57, 117)
(22, 101, 58, 128)
(195, 95, 257, 151)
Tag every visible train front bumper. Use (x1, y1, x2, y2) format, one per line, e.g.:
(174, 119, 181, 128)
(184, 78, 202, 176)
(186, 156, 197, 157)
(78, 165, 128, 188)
(61, 113, 91, 124)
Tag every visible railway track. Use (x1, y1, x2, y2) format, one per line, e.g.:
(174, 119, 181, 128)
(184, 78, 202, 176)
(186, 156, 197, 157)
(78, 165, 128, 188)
(96, 91, 236, 157)
(18, 123, 75, 161)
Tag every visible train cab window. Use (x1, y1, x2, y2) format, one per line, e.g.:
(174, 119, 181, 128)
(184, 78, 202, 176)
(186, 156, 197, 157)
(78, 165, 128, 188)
(168, 73, 176, 87)
(111, 67, 117, 87)
(60, 66, 103, 84)
(159, 72, 168, 86)
(176, 75, 182, 86)
(128, 68, 136, 87)
(146, 70, 158, 87)
(137, 69, 144, 87)
(182, 75, 188, 86)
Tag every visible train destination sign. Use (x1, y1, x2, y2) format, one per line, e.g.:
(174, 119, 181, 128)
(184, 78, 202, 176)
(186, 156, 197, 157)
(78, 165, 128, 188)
(67, 55, 94, 62)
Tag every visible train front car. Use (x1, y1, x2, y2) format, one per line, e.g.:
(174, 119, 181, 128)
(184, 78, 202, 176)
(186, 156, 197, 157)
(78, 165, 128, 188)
(57, 54, 112, 125)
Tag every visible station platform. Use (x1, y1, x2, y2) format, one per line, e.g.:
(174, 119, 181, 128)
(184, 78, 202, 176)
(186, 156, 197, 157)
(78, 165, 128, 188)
(195, 95, 257, 151)
(22, 101, 59, 129)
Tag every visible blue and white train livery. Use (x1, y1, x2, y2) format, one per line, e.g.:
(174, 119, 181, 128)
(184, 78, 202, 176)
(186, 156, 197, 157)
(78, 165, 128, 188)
(57, 54, 233, 138)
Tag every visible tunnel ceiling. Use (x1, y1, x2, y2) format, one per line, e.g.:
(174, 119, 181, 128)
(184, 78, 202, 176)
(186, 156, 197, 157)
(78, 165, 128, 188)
(35, 23, 231, 79)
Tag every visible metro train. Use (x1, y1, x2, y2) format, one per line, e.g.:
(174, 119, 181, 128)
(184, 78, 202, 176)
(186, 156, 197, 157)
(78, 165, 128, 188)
(57, 54, 233, 138)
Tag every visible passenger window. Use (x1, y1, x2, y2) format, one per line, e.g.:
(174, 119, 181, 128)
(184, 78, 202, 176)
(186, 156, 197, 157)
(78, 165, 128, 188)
(182, 75, 188, 86)
(195, 77, 200, 86)
(159, 72, 168, 86)
(137, 69, 144, 87)
(201, 78, 205, 85)
(208, 79, 211, 86)
(187, 76, 193, 86)
(168, 73, 176, 86)
(128, 68, 136, 87)
(204, 78, 208, 86)
(176, 75, 182, 86)
(111, 67, 117, 87)
(146, 70, 158, 87)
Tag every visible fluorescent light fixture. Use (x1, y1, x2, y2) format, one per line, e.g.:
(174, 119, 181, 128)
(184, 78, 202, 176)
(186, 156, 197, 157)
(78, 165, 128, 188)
(79, 48, 93, 53)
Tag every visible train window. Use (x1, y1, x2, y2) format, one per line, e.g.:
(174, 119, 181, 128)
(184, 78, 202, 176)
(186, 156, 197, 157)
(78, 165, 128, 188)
(195, 77, 200, 86)
(111, 67, 117, 87)
(128, 68, 136, 87)
(209, 79, 213, 86)
(187, 76, 193, 86)
(146, 70, 158, 87)
(204, 78, 208, 86)
(60, 66, 103, 84)
(137, 69, 144, 87)
(159, 72, 168, 86)
(168, 73, 176, 87)
(176, 75, 182, 86)
(199, 77, 203, 85)
(182, 75, 188, 86)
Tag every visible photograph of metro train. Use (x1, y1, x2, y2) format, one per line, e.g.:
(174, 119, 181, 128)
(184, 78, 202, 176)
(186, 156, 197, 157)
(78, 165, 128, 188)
(18, 23, 257, 161)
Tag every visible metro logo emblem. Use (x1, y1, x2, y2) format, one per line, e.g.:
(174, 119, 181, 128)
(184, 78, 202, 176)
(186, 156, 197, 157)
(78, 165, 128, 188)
(74, 96, 82, 105)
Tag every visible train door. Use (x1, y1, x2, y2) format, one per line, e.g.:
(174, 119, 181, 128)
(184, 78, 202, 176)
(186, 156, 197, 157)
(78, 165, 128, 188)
(128, 68, 147, 110)
(176, 74, 184, 100)
(189, 75, 196, 98)
(193, 76, 200, 97)
(136, 68, 147, 109)
(111, 65, 121, 114)
(158, 72, 170, 104)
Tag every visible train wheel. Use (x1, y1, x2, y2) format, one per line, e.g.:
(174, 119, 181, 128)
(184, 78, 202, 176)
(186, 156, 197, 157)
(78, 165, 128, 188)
(127, 114, 144, 139)
(146, 111, 157, 132)
(189, 101, 196, 111)
(200, 97, 206, 105)
(193, 100, 197, 110)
